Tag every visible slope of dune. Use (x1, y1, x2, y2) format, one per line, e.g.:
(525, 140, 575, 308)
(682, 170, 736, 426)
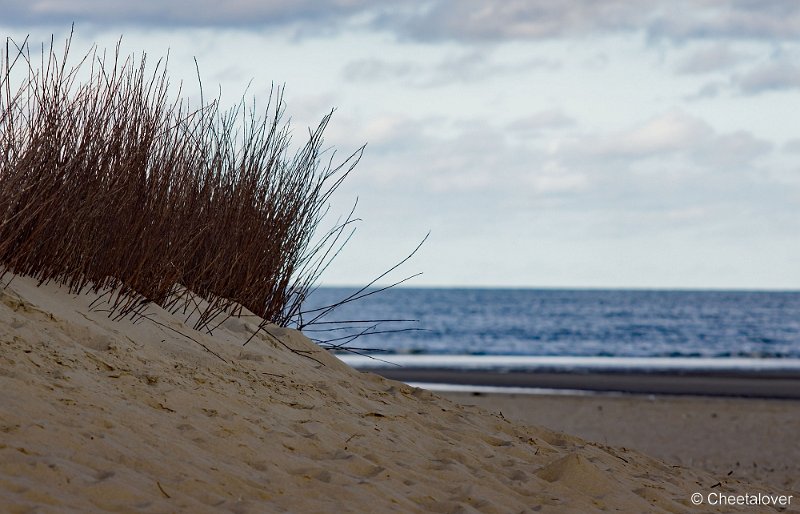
(0, 274, 793, 513)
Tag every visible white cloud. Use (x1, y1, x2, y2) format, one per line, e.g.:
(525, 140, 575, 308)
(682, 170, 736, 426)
(426, 50, 559, 85)
(330, 114, 589, 198)
(700, 131, 772, 167)
(684, 81, 724, 100)
(525, 161, 589, 194)
(341, 50, 559, 88)
(563, 112, 772, 170)
(332, 110, 774, 223)
(675, 43, 749, 74)
(783, 138, 800, 153)
(342, 58, 421, 82)
(582, 111, 713, 157)
(507, 110, 576, 133)
(735, 62, 800, 94)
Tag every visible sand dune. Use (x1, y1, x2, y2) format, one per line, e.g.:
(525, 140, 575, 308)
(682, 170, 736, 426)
(1, 274, 795, 513)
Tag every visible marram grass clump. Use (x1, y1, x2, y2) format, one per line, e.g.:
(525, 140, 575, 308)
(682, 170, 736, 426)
(0, 34, 361, 336)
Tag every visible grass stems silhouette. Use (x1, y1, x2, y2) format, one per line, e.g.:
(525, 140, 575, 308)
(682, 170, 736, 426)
(0, 32, 378, 345)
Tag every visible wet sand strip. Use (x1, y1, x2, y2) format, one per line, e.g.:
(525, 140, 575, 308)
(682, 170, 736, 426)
(364, 367, 800, 399)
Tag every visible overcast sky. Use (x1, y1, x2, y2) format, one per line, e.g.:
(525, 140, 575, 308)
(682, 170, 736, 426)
(3, 1, 800, 289)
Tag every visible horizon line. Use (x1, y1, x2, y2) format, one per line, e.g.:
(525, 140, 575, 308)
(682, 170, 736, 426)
(314, 283, 800, 293)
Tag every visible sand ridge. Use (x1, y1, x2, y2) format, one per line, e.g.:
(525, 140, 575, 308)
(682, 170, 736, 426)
(0, 274, 795, 513)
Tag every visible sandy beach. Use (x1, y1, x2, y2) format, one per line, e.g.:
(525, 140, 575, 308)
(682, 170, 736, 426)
(442, 390, 800, 493)
(361, 365, 800, 399)
(2, 274, 798, 513)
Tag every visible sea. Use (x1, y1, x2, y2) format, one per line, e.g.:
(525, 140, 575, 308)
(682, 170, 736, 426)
(302, 288, 800, 372)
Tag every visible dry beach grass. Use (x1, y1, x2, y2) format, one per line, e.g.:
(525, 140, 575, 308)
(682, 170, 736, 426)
(0, 33, 359, 333)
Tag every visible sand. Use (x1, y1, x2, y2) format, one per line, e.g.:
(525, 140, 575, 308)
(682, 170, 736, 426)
(367, 366, 800, 399)
(442, 391, 800, 493)
(1, 274, 797, 513)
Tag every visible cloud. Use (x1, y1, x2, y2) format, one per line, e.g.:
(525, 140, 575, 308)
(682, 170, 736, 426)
(675, 44, 749, 74)
(582, 111, 712, 157)
(684, 55, 800, 98)
(582, 53, 610, 70)
(507, 110, 576, 133)
(6, 0, 800, 46)
(342, 50, 559, 87)
(322, 108, 793, 274)
(427, 50, 559, 85)
(377, 1, 800, 43)
(647, 0, 800, 42)
(0, 0, 375, 29)
(330, 114, 589, 197)
(335, 110, 773, 215)
(702, 130, 773, 167)
(684, 81, 724, 100)
(734, 62, 800, 94)
(783, 138, 800, 153)
(342, 59, 422, 82)
(374, 1, 655, 41)
(572, 111, 772, 166)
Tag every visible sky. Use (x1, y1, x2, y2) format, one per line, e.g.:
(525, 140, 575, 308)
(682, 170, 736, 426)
(2, 1, 800, 290)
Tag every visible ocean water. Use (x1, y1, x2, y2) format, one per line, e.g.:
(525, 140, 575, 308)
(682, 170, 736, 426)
(302, 288, 800, 359)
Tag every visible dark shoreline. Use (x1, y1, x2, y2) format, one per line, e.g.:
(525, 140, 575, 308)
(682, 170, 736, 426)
(361, 367, 800, 399)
